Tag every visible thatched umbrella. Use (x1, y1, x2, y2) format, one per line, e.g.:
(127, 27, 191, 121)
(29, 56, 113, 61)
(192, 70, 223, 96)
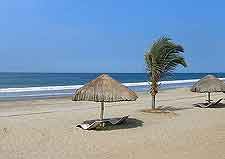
(72, 74, 138, 122)
(191, 75, 225, 103)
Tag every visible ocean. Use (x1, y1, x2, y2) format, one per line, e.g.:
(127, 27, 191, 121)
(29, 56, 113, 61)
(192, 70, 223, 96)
(0, 72, 225, 101)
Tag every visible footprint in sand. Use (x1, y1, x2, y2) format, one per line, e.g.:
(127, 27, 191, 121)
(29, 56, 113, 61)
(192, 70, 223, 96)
(0, 128, 8, 138)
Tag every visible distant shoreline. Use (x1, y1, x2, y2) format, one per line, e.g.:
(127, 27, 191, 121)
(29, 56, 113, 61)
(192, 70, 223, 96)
(0, 87, 188, 102)
(0, 86, 185, 102)
(1, 72, 225, 101)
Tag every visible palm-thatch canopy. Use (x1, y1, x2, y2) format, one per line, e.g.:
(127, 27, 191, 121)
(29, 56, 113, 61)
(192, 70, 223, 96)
(72, 74, 138, 102)
(72, 74, 138, 123)
(191, 75, 225, 93)
(191, 75, 225, 103)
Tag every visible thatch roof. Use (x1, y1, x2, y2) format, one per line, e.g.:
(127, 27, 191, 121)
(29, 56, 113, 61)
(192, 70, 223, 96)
(72, 74, 138, 102)
(191, 75, 225, 93)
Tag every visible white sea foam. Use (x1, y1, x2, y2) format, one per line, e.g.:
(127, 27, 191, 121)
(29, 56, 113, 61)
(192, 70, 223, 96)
(0, 85, 83, 93)
(1, 78, 225, 93)
(0, 92, 73, 98)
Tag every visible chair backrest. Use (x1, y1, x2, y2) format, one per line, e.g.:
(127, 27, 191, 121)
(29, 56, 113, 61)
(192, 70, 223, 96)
(214, 98, 223, 105)
(110, 116, 129, 125)
(87, 121, 102, 130)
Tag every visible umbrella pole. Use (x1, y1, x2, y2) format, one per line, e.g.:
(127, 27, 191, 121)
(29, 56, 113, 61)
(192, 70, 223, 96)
(100, 102, 105, 127)
(208, 92, 211, 103)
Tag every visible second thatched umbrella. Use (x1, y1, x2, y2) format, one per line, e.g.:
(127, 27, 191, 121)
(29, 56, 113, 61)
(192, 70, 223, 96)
(72, 74, 138, 121)
(191, 75, 225, 103)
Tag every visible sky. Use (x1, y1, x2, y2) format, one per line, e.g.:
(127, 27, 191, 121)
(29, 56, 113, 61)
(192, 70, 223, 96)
(0, 0, 225, 73)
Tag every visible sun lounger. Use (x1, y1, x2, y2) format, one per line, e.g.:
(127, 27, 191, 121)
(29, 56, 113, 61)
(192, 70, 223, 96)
(76, 120, 103, 130)
(76, 115, 129, 130)
(105, 115, 129, 125)
(194, 98, 223, 108)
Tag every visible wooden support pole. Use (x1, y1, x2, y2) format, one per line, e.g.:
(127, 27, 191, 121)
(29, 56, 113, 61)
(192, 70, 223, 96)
(100, 102, 104, 127)
(208, 92, 211, 103)
(100, 102, 104, 121)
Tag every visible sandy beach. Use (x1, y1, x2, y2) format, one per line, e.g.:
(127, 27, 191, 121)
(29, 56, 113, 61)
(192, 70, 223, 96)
(0, 88, 225, 159)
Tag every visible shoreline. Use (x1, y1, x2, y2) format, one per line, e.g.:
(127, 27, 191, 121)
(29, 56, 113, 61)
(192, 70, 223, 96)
(1, 77, 225, 101)
(0, 88, 214, 115)
(0, 87, 184, 102)
(0, 79, 199, 101)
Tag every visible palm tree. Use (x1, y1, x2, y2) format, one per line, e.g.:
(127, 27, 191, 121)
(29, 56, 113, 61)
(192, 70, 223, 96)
(144, 36, 187, 109)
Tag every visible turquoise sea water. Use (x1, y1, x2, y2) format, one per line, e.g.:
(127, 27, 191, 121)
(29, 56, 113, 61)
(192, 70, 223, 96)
(0, 73, 225, 100)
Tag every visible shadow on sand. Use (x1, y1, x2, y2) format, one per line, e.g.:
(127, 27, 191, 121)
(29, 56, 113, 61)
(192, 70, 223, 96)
(212, 103, 225, 108)
(157, 106, 193, 111)
(95, 118, 144, 131)
(141, 106, 193, 114)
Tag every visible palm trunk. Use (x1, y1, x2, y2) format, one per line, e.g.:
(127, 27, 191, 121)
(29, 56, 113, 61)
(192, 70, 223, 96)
(151, 79, 157, 110)
(152, 95, 156, 109)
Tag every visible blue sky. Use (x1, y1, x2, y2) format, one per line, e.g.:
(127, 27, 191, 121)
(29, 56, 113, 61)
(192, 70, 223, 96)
(0, 0, 225, 73)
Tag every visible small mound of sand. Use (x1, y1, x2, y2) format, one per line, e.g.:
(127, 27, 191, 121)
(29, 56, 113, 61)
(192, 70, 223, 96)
(140, 108, 177, 116)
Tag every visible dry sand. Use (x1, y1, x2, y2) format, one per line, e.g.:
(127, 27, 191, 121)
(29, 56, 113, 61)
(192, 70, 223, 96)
(0, 88, 225, 159)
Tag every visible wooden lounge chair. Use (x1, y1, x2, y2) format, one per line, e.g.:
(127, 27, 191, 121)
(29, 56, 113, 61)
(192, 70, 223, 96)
(76, 120, 103, 130)
(194, 98, 223, 108)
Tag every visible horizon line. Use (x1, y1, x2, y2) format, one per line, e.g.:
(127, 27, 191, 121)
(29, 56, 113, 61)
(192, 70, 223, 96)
(0, 72, 225, 74)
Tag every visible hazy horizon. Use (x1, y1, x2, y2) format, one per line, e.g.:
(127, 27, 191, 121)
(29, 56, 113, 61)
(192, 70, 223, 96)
(1, 72, 225, 74)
